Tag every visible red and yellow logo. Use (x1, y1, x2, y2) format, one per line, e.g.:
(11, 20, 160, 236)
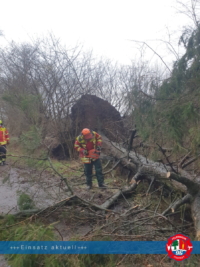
(166, 234, 193, 261)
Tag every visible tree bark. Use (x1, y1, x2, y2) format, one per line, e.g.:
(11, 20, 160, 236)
(102, 136, 200, 240)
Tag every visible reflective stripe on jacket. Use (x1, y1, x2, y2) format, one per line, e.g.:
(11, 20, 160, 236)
(0, 126, 9, 145)
(74, 131, 102, 163)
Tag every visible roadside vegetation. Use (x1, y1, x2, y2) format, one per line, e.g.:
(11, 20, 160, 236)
(1, 1, 200, 265)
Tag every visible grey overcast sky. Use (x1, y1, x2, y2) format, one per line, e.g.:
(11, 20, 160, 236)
(0, 0, 193, 65)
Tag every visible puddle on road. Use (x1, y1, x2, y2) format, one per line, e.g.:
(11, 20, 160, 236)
(0, 164, 96, 266)
(0, 164, 73, 267)
(0, 165, 69, 215)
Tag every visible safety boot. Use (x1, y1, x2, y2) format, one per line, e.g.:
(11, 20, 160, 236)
(99, 184, 107, 189)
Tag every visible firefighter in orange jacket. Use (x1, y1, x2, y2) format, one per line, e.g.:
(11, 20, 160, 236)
(74, 128, 106, 190)
(0, 120, 9, 165)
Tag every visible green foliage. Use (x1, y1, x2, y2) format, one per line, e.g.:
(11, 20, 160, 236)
(23, 155, 48, 169)
(0, 219, 117, 267)
(17, 193, 35, 211)
(20, 126, 42, 153)
(0, 213, 117, 267)
(79, 254, 115, 267)
(43, 255, 70, 267)
(13, 223, 55, 241)
(189, 126, 200, 152)
(132, 24, 200, 152)
(4, 222, 56, 267)
(4, 214, 16, 226)
(19, 125, 49, 169)
(7, 254, 43, 267)
(43, 254, 115, 267)
(0, 219, 55, 242)
(3, 93, 42, 124)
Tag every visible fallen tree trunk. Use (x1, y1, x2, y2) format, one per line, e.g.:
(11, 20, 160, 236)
(102, 135, 200, 240)
(0, 195, 120, 221)
(4, 135, 200, 240)
(100, 178, 139, 210)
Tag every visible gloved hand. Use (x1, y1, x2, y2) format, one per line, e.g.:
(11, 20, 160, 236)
(83, 150, 88, 155)
(96, 146, 101, 151)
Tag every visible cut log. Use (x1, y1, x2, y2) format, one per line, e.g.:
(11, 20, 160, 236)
(102, 135, 200, 240)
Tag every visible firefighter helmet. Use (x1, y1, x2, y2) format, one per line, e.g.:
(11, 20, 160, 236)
(81, 128, 93, 139)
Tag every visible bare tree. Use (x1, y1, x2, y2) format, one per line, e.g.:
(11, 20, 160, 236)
(176, 0, 200, 27)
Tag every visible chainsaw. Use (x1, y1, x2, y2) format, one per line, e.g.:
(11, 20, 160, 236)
(86, 149, 100, 159)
